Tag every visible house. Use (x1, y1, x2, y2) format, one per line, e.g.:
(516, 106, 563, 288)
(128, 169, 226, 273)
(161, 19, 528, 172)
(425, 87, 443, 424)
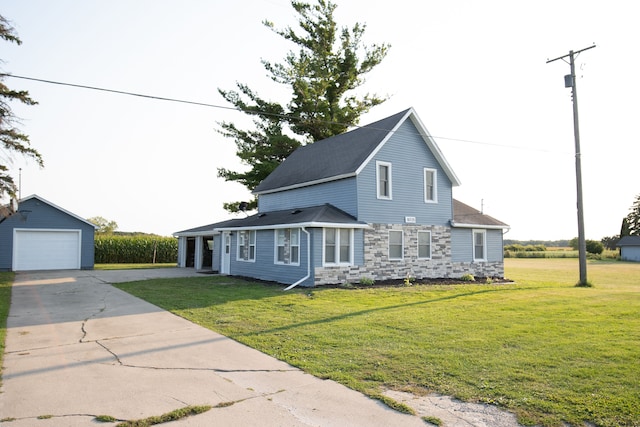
(175, 108, 509, 287)
(0, 194, 96, 271)
(617, 235, 640, 262)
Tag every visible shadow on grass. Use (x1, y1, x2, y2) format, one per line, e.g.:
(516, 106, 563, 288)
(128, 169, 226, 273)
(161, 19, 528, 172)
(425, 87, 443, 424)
(236, 286, 533, 337)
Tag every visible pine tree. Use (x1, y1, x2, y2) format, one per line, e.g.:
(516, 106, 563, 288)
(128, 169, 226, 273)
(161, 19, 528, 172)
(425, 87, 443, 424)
(217, 0, 389, 212)
(625, 194, 640, 236)
(1, 15, 43, 207)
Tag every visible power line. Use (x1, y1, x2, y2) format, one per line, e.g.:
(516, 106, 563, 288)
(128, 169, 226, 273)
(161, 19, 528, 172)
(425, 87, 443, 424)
(1, 73, 569, 155)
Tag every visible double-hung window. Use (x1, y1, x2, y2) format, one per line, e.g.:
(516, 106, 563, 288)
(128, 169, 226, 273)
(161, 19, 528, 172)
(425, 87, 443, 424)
(418, 231, 432, 259)
(389, 230, 403, 260)
(324, 228, 352, 265)
(238, 230, 256, 261)
(376, 161, 392, 199)
(276, 228, 300, 265)
(424, 168, 438, 203)
(473, 230, 486, 261)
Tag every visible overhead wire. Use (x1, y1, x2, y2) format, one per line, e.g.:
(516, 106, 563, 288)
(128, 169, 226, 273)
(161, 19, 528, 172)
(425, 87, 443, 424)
(1, 73, 569, 155)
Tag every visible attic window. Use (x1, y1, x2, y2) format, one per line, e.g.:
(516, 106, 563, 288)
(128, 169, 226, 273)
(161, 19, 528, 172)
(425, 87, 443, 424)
(291, 209, 302, 215)
(258, 213, 267, 217)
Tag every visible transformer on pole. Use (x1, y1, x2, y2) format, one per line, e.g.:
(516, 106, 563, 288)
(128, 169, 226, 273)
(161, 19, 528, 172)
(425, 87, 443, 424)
(546, 44, 595, 286)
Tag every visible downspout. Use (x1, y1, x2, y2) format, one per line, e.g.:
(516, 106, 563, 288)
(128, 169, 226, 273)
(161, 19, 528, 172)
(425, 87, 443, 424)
(284, 227, 310, 291)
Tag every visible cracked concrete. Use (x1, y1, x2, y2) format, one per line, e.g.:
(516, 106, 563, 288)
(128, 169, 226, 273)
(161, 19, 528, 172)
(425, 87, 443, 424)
(0, 269, 427, 426)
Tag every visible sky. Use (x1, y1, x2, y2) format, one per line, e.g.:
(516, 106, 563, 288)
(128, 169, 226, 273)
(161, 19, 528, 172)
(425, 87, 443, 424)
(1, 0, 638, 240)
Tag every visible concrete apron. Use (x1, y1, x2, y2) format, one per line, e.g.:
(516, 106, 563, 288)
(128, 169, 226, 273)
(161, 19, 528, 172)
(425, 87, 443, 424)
(0, 269, 425, 426)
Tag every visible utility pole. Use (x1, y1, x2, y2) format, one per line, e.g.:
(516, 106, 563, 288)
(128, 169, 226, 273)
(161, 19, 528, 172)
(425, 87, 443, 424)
(547, 44, 595, 286)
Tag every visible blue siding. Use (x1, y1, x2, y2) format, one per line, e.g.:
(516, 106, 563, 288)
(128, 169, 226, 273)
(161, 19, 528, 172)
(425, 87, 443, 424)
(451, 228, 503, 262)
(212, 234, 222, 271)
(0, 197, 95, 270)
(228, 228, 311, 285)
(487, 230, 504, 262)
(451, 228, 472, 262)
(258, 177, 358, 217)
(356, 120, 453, 225)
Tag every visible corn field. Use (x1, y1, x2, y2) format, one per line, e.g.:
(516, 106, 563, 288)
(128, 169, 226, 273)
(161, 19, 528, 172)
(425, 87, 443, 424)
(95, 235, 178, 264)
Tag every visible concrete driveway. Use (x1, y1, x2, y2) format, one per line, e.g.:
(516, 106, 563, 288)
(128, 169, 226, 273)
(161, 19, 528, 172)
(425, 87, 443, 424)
(0, 268, 426, 426)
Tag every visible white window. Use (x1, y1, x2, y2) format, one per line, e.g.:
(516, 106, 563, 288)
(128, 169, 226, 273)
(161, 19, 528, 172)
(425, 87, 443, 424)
(324, 228, 352, 265)
(376, 161, 392, 199)
(424, 168, 438, 203)
(473, 230, 486, 261)
(237, 230, 256, 261)
(418, 231, 432, 259)
(389, 230, 403, 260)
(275, 228, 300, 265)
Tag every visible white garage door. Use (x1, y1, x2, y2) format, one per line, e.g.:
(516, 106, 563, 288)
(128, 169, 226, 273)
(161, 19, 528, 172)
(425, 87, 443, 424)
(13, 229, 82, 271)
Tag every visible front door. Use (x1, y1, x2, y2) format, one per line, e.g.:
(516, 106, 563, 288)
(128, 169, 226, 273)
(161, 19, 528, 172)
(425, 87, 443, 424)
(221, 232, 231, 274)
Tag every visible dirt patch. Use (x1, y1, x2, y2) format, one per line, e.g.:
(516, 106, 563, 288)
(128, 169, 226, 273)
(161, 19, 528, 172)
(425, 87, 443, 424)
(383, 390, 523, 427)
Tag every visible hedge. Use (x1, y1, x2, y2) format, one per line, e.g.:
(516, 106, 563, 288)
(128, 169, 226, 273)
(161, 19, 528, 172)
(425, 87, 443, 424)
(95, 235, 178, 264)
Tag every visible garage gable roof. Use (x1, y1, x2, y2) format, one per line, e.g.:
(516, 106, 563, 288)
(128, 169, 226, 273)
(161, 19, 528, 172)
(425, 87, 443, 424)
(19, 194, 97, 228)
(617, 235, 640, 247)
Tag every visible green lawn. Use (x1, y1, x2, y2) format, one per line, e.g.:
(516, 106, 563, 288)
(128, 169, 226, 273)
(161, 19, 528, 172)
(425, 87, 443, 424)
(113, 259, 640, 426)
(2, 261, 635, 426)
(0, 272, 15, 383)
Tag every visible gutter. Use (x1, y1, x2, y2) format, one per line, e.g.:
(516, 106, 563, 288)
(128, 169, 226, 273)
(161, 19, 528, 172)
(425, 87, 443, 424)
(284, 227, 310, 291)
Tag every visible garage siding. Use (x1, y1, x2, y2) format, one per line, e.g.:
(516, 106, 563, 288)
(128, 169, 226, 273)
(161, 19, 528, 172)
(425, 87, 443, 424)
(0, 195, 95, 271)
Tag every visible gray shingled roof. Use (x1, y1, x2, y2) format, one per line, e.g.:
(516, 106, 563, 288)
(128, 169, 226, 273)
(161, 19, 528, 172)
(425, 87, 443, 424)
(214, 204, 369, 230)
(174, 218, 245, 236)
(617, 235, 640, 247)
(254, 109, 420, 194)
(452, 199, 509, 229)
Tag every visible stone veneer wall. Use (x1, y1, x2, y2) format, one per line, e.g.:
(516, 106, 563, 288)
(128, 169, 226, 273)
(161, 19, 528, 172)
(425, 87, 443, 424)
(313, 223, 504, 286)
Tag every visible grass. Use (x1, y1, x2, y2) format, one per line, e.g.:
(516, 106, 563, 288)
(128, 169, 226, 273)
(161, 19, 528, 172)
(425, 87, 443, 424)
(114, 405, 211, 426)
(95, 263, 177, 270)
(113, 258, 640, 427)
(0, 272, 14, 384)
(1, 262, 636, 426)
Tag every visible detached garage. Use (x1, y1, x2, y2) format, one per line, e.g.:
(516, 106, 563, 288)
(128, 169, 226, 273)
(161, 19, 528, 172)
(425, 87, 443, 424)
(0, 195, 96, 271)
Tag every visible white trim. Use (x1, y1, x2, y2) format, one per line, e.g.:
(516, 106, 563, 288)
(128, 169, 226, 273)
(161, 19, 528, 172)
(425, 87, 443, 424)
(236, 230, 256, 262)
(376, 161, 393, 200)
(388, 229, 404, 260)
(473, 229, 487, 262)
(253, 173, 356, 195)
(215, 221, 371, 232)
(417, 230, 432, 259)
(451, 221, 510, 230)
(274, 228, 301, 266)
(322, 228, 354, 266)
(174, 230, 217, 237)
(19, 195, 97, 228)
(423, 168, 438, 203)
(221, 232, 231, 274)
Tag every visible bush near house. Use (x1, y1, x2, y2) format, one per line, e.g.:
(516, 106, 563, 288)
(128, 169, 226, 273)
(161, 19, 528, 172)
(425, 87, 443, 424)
(95, 235, 177, 264)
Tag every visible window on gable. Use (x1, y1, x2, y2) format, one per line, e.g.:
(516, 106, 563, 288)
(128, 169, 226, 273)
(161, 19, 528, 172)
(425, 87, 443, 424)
(389, 230, 403, 260)
(376, 161, 392, 199)
(324, 228, 352, 265)
(418, 231, 432, 259)
(238, 230, 256, 262)
(276, 228, 300, 265)
(473, 230, 486, 261)
(424, 168, 438, 203)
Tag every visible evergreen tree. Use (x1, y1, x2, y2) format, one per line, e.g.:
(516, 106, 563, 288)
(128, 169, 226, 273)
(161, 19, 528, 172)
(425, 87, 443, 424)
(217, 0, 390, 212)
(0, 15, 43, 208)
(625, 194, 640, 236)
(620, 217, 630, 238)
